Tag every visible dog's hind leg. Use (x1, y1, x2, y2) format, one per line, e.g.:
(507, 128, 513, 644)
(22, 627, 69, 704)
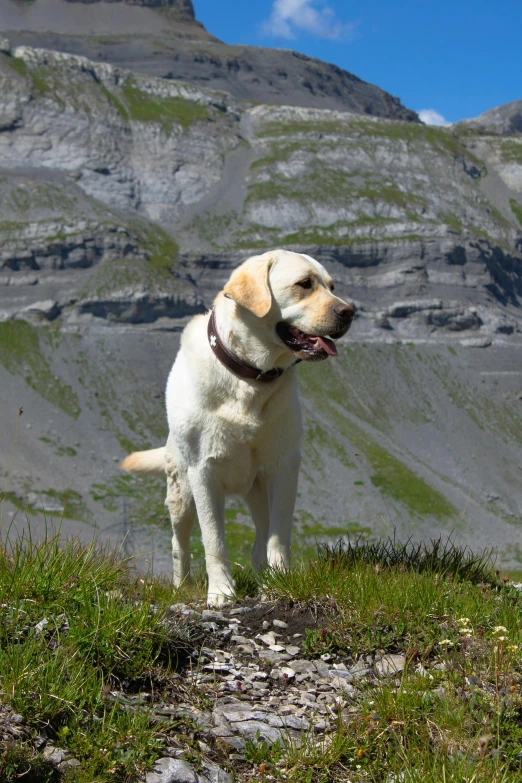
(165, 442, 196, 588)
(245, 476, 269, 571)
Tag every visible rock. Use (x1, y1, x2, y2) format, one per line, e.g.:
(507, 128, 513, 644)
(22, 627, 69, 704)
(386, 299, 443, 318)
(200, 761, 233, 783)
(375, 655, 407, 677)
(42, 746, 67, 766)
(272, 619, 288, 629)
(257, 632, 279, 646)
(58, 758, 81, 771)
(145, 758, 199, 783)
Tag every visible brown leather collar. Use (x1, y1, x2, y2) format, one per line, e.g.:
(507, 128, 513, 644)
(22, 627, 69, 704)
(207, 309, 290, 383)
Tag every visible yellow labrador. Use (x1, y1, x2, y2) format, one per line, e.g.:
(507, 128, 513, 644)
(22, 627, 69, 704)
(121, 249, 354, 605)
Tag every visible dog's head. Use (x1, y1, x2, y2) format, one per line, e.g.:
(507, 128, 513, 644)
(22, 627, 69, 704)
(222, 249, 354, 361)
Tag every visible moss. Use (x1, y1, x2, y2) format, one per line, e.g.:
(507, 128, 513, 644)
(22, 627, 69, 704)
(510, 198, 522, 227)
(0, 322, 81, 419)
(120, 81, 210, 134)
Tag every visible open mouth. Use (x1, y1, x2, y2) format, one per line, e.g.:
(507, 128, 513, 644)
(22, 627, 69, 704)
(276, 323, 348, 361)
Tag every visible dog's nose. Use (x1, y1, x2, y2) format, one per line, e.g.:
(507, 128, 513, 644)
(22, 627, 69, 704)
(334, 304, 355, 323)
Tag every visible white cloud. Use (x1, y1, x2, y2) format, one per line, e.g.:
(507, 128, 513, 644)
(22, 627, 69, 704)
(261, 0, 354, 41)
(418, 109, 451, 127)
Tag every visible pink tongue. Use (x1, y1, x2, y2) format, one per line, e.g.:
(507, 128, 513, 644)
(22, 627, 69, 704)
(312, 336, 337, 356)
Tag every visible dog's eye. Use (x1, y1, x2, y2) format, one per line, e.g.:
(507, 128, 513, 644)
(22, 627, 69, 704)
(330, 284, 335, 292)
(296, 278, 312, 289)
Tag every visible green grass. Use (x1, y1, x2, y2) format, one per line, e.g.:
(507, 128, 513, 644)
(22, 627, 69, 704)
(0, 531, 208, 782)
(500, 140, 522, 164)
(3, 54, 28, 77)
(440, 212, 464, 233)
(120, 81, 210, 134)
(256, 116, 484, 167)
(510, 198, 522, 227)
(299, 357, 458, 521)
(0, 321, 81, 419)
(255, 537, 522, 782)
(2, 528, 522, 781)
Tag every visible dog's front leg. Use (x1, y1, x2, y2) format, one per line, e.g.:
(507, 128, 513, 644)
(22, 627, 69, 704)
(187, 466, 235, 607)
(266, 450, 301, 570)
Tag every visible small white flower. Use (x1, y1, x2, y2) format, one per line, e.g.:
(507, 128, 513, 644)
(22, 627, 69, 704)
(493, 626, 508, 634)
(439, 639, 454, 646)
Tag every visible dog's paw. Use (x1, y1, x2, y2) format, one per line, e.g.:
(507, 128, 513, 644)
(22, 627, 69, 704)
(207, 589, 234, 608)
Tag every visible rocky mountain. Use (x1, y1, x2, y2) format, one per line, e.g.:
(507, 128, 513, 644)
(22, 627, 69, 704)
(0, 19, 521, 575)
(456, 100, 522, 136)
(1, 0, 418, 118)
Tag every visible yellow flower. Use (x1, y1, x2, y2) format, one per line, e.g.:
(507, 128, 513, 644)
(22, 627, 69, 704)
(439, 639, 454, 646)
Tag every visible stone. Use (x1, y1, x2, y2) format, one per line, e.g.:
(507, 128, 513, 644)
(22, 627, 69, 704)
(42, 746, 67, 766)
(257, 632, 279, 646)
(145, 758, 199, 783)
(233, 721, 282, 744)
(375, 655, 407, 677)
(272, 619, 288, 629)
(292, 659, 316, 674)
(200, 761, 233, 783)
(285, 645, 301, 656)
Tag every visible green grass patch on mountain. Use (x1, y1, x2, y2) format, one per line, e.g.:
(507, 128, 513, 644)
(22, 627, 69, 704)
(500, 139, 522, 164)
(120, 81, 211, 134)
(256, 115, 484, 167)
(0, 321, 81, 419)
(2, 53, 28, 77)
(510, 198, 522, 226)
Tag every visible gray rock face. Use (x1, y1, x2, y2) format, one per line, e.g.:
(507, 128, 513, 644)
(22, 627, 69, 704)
(3, 1, 418, 120)
(63, 0, 194, 11)
(457, 100, 522, 136)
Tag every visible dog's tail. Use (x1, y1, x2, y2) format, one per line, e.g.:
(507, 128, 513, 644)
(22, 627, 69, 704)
(120, 447, 166, 476)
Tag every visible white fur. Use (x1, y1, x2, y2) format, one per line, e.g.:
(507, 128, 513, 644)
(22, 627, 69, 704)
(122, 249, 350, 606)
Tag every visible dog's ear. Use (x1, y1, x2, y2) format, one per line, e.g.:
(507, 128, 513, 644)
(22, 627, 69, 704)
(223, 253, 274, 317)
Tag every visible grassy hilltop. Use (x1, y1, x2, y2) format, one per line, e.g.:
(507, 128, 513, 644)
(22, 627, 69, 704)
(2, 525, 522, 782)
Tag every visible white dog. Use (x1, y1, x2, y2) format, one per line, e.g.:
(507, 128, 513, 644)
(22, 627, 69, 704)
(121, 249, 354, 606)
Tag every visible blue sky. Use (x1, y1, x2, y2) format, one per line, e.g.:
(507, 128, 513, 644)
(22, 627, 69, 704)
(194, 0, 521, 124)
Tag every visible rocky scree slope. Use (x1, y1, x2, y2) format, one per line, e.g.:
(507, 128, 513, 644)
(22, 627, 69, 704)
(0, 39, 521, 571)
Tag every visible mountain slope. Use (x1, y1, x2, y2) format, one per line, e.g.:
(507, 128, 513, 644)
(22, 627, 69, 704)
(1, 0, 418, 119)
(0, 39, 521, 573)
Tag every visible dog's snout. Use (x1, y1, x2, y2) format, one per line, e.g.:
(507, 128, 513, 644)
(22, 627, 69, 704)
(334, 303, 355, 323)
